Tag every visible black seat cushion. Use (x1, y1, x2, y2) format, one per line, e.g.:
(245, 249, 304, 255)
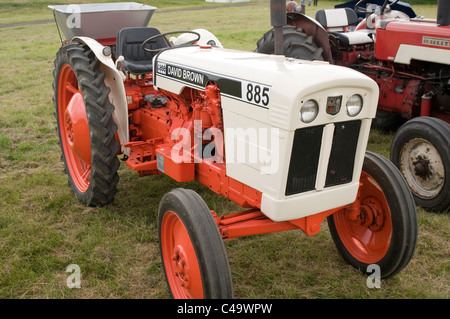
(116, 27, 168, 75)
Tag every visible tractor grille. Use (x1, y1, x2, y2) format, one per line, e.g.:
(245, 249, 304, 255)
(285, 120, 361, 196)
(285, 126, 323, 195)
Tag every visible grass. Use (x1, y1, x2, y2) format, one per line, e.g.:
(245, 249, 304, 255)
(0, 1, 448, 299)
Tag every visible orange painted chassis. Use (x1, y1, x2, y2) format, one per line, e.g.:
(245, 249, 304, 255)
(121, 75, 353, 241)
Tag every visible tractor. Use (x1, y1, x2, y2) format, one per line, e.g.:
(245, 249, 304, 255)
(49, 1, 417, 298)
(256, 0, 450, 212)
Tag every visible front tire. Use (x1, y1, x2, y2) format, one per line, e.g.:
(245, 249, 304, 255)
(158, 188, 234, 299)
(53, 42, 120, 206)
(328, 152, 418, 279)
(390, 117, 450, 212)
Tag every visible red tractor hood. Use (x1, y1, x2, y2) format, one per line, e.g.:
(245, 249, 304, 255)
(375, 19, 450, 64)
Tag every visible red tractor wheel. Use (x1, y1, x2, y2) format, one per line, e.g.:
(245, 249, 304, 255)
(328, 152, 418, 279)
(53, 43, 120, 206)
(158, 188, 233, 299)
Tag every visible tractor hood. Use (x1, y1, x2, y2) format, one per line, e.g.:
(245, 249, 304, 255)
(153, 46, 379, 131)
(154, 46, 380, 221)
(375, 19, 450, 65)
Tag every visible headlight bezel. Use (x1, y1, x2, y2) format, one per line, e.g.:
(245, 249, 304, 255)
(346, 94, 363, 117)
(300, 99, 319, 123)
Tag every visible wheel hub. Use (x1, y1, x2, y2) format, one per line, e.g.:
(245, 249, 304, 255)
(64, 92, 91, 164)
(413, 156, 431, 179)
(172, 246, 191, 289)
(399, 137, 445, 199)
(349, 199, 384, 232)
(360, 200, 384, 231)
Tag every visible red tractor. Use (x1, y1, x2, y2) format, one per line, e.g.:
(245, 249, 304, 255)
(257, 0, 450, 212)
(50, 1, 418, 298)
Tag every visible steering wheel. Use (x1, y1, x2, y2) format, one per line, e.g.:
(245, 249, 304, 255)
(355, 0, 368, 14)
(355, 0, 399, 15)
(381, 0, 400, 14)
(142, 30, 201, 53)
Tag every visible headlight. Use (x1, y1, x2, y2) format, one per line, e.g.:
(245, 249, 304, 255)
(346, 94, 363, 117)
(300, 99, 318, 123)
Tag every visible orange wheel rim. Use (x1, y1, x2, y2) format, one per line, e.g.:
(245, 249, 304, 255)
(57, 64, 91, 193)
(333, 172, 393, 264)
(161, 211, 204, 299)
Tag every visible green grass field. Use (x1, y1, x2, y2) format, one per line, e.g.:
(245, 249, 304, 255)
(0, 1, 448, 299)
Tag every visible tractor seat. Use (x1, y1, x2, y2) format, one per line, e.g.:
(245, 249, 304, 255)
(116, 27, 169, 75)
(315, 8, 358, 32)
(329, 29, 375, 46)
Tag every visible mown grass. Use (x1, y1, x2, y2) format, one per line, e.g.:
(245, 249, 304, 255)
(0, 1, 448, 299)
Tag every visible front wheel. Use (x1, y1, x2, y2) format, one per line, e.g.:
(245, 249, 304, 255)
(328, 152, 418, 279)
(390, 117, 450, 212)
(158, 188, 234, 299)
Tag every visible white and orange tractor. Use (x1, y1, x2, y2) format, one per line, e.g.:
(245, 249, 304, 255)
(49, 1, 417, 298)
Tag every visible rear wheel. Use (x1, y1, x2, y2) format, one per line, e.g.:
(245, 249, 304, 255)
(53, 42, 120, 206)
(328, 152, 418, 279)
(371, 110, 406, 132)
(158, 188, 234, 299)
(255, 25, 324, 60)
(390, 117, 450, 212)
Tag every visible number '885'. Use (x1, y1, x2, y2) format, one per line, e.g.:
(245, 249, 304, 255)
(245, 82, 270, 107)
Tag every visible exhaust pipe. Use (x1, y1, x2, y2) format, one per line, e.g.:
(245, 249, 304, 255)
(437, 0, 449, 26)
(270, 0, 286, 55)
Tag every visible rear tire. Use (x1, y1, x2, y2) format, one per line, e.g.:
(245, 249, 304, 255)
(53, 42, 120, 206)
(328, 152, 418, 279)
(255, 25, 324, 60)
(390, 117, 450, 212)
(371, 110, 406, 132)
(158, 188, 234, 299)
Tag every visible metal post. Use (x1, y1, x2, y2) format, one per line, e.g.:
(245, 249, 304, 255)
(437, 0, 450, 26)
(270, 0, 286, 55)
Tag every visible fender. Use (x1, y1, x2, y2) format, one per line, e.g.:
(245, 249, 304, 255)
(169, 29, 224, 48)
(286, 12, 334, 63)
(72, 36, 130, 155)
